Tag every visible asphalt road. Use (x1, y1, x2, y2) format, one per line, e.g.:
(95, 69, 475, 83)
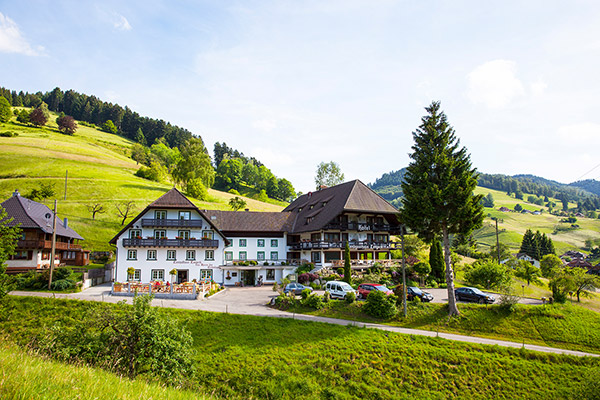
(9, 284, 595, 358)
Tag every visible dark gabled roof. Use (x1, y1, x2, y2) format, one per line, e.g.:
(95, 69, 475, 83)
(148, 187, 198, 209)
(203, 210, 295, 234)
(0, 191, 84, 240)
(109, 188, 228, 245)
(283, 180, 399, 233)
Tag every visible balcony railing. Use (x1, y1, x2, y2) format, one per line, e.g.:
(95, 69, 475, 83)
(141, 218, 205, 228)
(289, 240, 401, 251)
(122, 238, 219, 248)
(323, 222, 403, 233)
(17, 240, 82, 250)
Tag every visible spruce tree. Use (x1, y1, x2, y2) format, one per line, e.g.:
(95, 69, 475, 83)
(401, 101, 484, 316)
(519, 229, 538, 259)
(343, 241, 351, 284)
(429, 240, 444, 283)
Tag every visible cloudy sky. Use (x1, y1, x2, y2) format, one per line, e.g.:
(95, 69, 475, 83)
(1, 0, 599, 192)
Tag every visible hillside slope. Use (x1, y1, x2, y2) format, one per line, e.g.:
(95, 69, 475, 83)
(0, 112, 284, 251)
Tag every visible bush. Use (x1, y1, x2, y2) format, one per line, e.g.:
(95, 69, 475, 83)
(464, 259, 512, 290)
(274, 293, 296, 310)
(345, 291, 356, 304)
(298, 273, 318, 284)
(302, 293, 324, 309)
(51, 279, 76, 291)
(295, 263, 314, 275)
(300, 288, 311, 300)
(363, 290, 397, 319)
(186, 179, 209, 200)
(0, 131, 18, 137)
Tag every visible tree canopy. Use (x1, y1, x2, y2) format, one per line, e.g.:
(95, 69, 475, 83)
(315, 161, 345, 190)
(401, 101, 484, 316)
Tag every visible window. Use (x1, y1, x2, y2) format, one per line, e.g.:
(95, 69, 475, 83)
(151, 269, 164, 281)
(147, 250, 157, 260)
(11, 251, 30, 260)
(167, 250, 176, 260)
(20, 232, 26, 240)
(205, 250, 214, 261)
(127, 249, 137, 260)
(257, 251, 265, 261)
(311, 252, 321, 263)
(225, 251, 233, 261)
(179, 211, 191, 220)
(128, 269, 141, 281)
(270, 251, 278, 261)
(178, 230, 190, 240)
(130, 229, 141, 239)
(155, 210, 167, 219)
(266, 269, 275, 280)
(239, 239, 247, 247)
(200, 269, 213, 280)
(202, 230, 214, 240)
(154, 230, 166, 239)
(311, 233, 321, 241)
(257, 239, 265, 247)
(239, 251, 247, 261)
(324, 233, 340, 242)
(186, 250, 196, 260)
(271, 239, 278, 247)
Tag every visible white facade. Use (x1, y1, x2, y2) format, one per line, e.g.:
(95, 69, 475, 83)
(114, 208, 226, 284)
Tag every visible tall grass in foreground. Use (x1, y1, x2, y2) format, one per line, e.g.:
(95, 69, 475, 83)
(0, 343, 207, 400)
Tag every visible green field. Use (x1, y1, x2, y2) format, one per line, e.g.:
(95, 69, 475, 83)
(474, 187, 600, 254)
(2, 296, 600, 399)
(0, 112, 284, 251)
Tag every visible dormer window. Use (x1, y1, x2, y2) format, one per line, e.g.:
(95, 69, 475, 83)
(298, 207, 303, 212)
(322, 201, 327, 207)
(309, 205, 314, 209)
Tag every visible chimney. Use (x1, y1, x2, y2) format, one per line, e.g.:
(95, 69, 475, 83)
(63, 218, 68, 229)
(12, 189, 19, 197)
(245, 208, 249, 212)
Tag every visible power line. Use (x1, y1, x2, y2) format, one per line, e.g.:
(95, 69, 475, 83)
(574, 162, 600, 182)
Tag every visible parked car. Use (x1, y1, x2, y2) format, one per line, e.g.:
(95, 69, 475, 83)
(454, 287, 495, 304)
(406, 286, 434, 302)
(325, 280, 356, 300)
(283, 283, 313, 296)
(357, 283, 393, 299)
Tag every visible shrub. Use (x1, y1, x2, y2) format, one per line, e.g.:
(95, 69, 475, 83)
(274, 293, 296, 310)
(345, 291, 356, 304)
(295, 263, 314, 275)
(298, 273, 318, 284)
(464, 259, 512, 289)
(0, 131, 18, 137)
(300, 288, 311, 300)
(185, 179, 209, 200)
(51, 279, 75, 291)
(322, 291, 331, 303)
(54, 267, 72, 281)
(363, 290, 397, 319)
(302, 293, 324, 309)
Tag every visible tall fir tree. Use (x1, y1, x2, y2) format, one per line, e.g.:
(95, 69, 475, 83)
(344, 241, 352, 285)
(519, 229, 538, 259)
(401, 101, 484, 316)
(429, 239, 444, 283)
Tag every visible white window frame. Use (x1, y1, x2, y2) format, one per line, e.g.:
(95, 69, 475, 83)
(154, 230, 166, 239)
(128, 269, 141, 281)
(205, 250, 214, 261)
(200, 269, 213, 280)
(178, 230, 190, 240)
(257, 239, 265, 247)
(257, 251, 265, 261)
(225, 251, 233, 261)
(151, 269, 164, 281)
(155, 210, 167, 219)
(239, 239, 247, 247)
(147, 249, 157, 261)
(266, 269, 275, 280)
(179, 211, 191, 220)
(202, 230, 214, 240)
(271, 239, 278, 247)
(270, 251, 278, 261)
(167, 250, 176, 260)
(127, 249, 137, 260)
(186, 250, 196, 260)
(130, 229, 141, 239)
(239, 251, 247, 261)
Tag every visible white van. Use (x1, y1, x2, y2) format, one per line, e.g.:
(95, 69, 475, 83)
(325, 280, 356, 300)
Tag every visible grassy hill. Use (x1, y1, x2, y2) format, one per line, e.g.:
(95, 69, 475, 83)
(0, 111, 284, 251)
(474, 187, 600, 254)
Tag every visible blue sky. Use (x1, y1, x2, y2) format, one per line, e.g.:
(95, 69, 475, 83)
(1, 0, 600, 192)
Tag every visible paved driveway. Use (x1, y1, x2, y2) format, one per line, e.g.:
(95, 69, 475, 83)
(425, 288, 542, 305)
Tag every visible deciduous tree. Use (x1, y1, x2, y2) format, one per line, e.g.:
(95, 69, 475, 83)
(229, 196, 247, 211)
(315, 161, 344, 190)
(172, 137, 215, 191)
(116, 201, 135, 226)
(102, 119, 118, 134)
(401, 101, 484, 316)
(514, 260, 541, 286)
(56, 114, 77, 135)
(0, 96, 11, 123)
(29, 102, 49, 127)
(86, 203, 106, 220)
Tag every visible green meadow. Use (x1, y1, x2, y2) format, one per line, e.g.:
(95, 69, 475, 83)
(2, 296, 599, 400)
(0, 112, 284, 251)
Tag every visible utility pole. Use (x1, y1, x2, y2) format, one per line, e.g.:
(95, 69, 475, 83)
(48, 200, 57, 290)
(64, 170, 68, 200)
(401, 225, 407, 318)
(494, 218, 500, 263)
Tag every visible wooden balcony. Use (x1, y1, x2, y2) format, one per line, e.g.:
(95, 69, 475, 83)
(17, 240, 82, 251)
(141, 219, 205, 228)
(289, 240, 401, 251)
(122, 238, 219, 248)
(323, 222, 403, 234)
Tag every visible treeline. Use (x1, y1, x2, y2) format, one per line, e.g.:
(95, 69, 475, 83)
(0, 86, 192, 148)
(478, 173, 600, 211)
(213, 142, 295, 202)
(570, 179, 600, 197)
(369, 168, 406, 190)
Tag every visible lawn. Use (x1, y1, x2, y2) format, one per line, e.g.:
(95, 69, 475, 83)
(0, 113, 284, 251)
(1, 296, 599, 400)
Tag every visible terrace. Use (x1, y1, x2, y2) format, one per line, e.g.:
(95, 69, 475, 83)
(141, 218, 205, 228)
(288, 240, 401, 251)
(122, 238, 219, 248)
(111, 280, 217, 300)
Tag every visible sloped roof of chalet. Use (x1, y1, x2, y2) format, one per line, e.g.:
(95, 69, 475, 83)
(202, 210, 295, 234)
(108, 188, 227, 245)
(0, 192, 84, 240)
(283, 180, 399, 233)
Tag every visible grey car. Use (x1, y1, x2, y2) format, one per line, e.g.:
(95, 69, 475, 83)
(283, 283, 313, 295)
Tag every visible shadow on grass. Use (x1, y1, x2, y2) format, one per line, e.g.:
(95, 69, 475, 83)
(121, 184, 169, 192)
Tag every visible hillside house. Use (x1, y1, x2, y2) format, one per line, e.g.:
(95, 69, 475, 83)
(110, 180, 402, 286)
(1, 190, 89, 271)
(515, 253, 540, 268)
(498, 207, 510, 212)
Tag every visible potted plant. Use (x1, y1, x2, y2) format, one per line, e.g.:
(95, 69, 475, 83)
(169, 268, 178, 283)
(127, 267, 135, 282)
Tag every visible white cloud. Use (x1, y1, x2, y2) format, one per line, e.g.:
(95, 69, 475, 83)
(466, 60, 525, 109)
(113, 14, 132, 31)
(0, 12, 44, 56)
(252, 118, 277, 132)
(557, 122, 600, 142)
(530, 78, 548, 97)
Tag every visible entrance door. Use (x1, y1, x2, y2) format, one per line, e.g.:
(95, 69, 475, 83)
(177, 270, 188, 283)
(242, 270, 256, 286)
